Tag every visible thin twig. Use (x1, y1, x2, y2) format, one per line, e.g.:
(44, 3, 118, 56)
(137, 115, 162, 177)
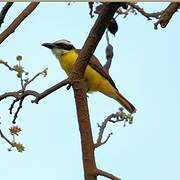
(129, 3, 163, 20)
(94, 108, 126, 148)
(0, 129, 14, 147)
(0, 2, 14, 28)
(9, 98, 19, 114)
(12, 97, 24, 124)
(95, 169, 121, 180)
(0, 59, 16, 71)
(22, 72, 42, 90)
(0, 2, 40, 44)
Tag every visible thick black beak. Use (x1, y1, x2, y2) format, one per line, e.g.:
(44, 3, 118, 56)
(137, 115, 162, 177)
(42, 43, 55, 49)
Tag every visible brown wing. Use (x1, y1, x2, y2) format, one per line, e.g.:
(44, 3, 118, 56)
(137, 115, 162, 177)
(76, 49, 117, 90)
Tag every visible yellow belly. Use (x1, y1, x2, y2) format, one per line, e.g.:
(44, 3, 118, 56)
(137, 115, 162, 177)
(58, 50, 117, 96)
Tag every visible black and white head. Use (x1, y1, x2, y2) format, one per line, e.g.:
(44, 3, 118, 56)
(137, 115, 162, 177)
(42, 39, 75, 56)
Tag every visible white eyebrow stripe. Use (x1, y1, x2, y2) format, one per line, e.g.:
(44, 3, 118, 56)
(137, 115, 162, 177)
(54, 39, 73, 46)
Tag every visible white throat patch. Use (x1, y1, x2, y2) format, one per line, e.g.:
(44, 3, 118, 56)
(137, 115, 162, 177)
(52, 48, 69, 55)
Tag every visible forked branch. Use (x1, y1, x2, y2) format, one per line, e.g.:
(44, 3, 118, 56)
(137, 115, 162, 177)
(94, 108, 130, 148)
(0, 78, 70, 123)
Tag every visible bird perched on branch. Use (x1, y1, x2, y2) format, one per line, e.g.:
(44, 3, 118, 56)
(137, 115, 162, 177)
(42, 39, 136, 113)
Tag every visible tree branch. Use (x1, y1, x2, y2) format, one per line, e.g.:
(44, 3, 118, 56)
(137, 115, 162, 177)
(0, 59, 16, 71)
(0, 2, 13, 28)
(0, 78, 70, 123)
(94, 108, 126, 148)
(0, 2, 39, 44)
(22, 68, 48, 91)
(0, 90, 39, 102)
(129, 3, 163, 20)
(12, 97, 24, 124)
(69, 2, 124, 180)
(0, 129, 14, 147)
(0, 90, 39, 124)
(96, 169, 121, 180)
(154, 2, 180, 29)
(0, 79, 70, 106)
(32, 78, 70, 104)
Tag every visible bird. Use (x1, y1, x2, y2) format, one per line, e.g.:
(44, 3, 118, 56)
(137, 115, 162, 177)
(42, 39, 136, 113)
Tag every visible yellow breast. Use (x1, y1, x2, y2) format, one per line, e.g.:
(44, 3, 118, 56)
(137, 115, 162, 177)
(57, 50, 115, 95)
(58, 50, 78, 76)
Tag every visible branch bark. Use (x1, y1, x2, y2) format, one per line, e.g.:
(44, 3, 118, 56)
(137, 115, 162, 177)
(0, 2, 39, 44)
(69, 2, 123, 180)
(32, 78, 70, 104)
(154, 2, 180, 29)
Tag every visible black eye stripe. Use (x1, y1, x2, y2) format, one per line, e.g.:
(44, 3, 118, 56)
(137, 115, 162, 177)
(54, 43, 75, 50)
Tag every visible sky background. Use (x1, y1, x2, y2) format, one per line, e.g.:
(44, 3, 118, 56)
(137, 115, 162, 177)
(0, 2, 180, 180)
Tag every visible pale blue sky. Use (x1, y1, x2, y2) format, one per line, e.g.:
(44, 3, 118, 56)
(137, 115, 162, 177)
(0, 2, 180, 180)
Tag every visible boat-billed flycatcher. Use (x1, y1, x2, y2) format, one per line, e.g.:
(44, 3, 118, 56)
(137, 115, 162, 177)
(42, 39, 136, 113)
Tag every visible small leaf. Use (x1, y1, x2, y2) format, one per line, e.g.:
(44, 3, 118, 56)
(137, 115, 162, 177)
(13, 65, 24, 78)
(16, 143, 25, 152)
(108, 18, 118, 35)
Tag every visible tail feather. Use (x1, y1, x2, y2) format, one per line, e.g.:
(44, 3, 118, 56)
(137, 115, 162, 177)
(115, 91, 136, 113)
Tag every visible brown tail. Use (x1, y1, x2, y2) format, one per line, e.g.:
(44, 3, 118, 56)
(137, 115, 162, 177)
(115, 91, 136, 113)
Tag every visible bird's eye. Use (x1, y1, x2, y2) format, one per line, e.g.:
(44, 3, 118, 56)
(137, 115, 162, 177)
(54, 43, 64, 48)
(54, 43, 74, 50)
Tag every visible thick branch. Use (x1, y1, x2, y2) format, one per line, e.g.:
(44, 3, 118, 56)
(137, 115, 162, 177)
(0, 2, 39, 44)
(154, 2, 180, 29)
(70, 2, 123, 180)
(71, 3, 122, 79)
(0, 2, 13, 28)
